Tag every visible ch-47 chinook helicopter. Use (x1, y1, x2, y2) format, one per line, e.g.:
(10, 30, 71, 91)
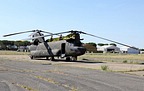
(3, 30, 139, 61)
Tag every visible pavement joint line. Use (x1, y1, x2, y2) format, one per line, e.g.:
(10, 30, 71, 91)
(0, 80, 37, 91)
(15, 83, 37, 91)
(0, 64, 79, 91)
(33, 75, 78, 91)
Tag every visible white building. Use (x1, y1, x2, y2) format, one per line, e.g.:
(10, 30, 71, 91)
(97, 45, 120, 53)
(120, 46, 140, 54)
(140, 51, 144, 54)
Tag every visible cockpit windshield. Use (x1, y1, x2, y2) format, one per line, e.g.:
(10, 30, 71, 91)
(66, 39, 82, 46)
(66, 39, 75, 43)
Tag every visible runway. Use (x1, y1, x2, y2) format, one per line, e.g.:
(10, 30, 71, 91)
(0, 57, 144, 91)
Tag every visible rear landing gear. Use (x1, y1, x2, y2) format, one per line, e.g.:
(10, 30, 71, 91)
(50, 57, 54, 61)
(46, 57, 49, 60)
(66, 56, 77, 61)
(66, 57, 71, 61)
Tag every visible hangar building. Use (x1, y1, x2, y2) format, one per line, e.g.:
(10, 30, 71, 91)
(97, 45, 120, 53)
(120, 46, 140, 54)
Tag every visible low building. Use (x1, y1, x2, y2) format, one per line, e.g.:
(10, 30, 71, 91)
(97, 45, 120, 53)
(140, 51, 144, 54)
(120, 46, 140, 54)
(17, 46, 30, 52)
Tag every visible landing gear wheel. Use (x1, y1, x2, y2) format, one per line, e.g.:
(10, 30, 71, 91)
(72, 56, 77, 61)
(50, 57, 54, 61)
(30, 55, 34, 59)
(46, 57, 49, 60)
(66, 57, 71, 61)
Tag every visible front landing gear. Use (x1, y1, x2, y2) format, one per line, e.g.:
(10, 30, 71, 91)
(30, 55, 34, 59)
(72, 56, 77, 61)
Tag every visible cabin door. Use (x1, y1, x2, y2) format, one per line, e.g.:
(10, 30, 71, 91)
(61, 43, 65, 57)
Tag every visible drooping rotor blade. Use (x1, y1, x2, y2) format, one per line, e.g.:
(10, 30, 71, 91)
(81, 31, 139, 50)
(3, 30, 35, 37)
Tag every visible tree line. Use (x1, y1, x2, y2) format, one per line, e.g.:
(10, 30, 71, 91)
(84, 42, 117, 53)
(86, 42, 117, 47)
(0, 40, 30, 50)
(1, 40, 143, 52)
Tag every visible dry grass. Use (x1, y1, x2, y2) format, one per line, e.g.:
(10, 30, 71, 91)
(79, 53, 144, 64)
(0, 50, 30, 55)
(0, 51, 144, 64)
(0, 51, 143, 76)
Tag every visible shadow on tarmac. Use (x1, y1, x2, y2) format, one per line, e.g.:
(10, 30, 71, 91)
(35, 58, 104, 64)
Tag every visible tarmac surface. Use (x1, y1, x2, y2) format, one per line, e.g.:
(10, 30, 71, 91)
(0, 57, 144, 91)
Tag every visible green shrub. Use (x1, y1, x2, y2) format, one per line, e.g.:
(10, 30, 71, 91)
(123, 60, 128, 63)
(101, 65, 109, 71)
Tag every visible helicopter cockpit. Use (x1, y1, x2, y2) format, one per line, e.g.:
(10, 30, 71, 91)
(66, 38, 82, 46)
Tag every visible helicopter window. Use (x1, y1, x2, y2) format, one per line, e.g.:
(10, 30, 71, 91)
(33, 39, 39, 45)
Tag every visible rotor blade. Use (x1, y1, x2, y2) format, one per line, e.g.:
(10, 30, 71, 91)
(47, 31, 71, 36)
(40, 30, 61, 36)
(3, 30, 35, 37)
(81, 32, 139, 50)
(24, 31, 71, 40)
(40, 30, 53, 34)
(27, 30, 53, 37)
(41, 30, 72, 36)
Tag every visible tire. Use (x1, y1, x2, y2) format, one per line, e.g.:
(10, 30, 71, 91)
(50, 57, 54, 61)
(72, 56, 77, 61)
(30, 55, 34, 59)
(46, 57, 49, 60)
(66, 57, 71, 61)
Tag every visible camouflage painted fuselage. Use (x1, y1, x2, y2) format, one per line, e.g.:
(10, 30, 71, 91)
(29, 40, 86, 58)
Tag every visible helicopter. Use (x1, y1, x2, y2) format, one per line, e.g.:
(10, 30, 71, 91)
(3, 29, 139, 61)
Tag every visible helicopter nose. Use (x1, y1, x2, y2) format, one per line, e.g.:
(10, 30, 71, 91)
(77, 47, 86, 55)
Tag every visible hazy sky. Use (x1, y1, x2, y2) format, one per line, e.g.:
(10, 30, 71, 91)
(0, 0, 144, 48)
